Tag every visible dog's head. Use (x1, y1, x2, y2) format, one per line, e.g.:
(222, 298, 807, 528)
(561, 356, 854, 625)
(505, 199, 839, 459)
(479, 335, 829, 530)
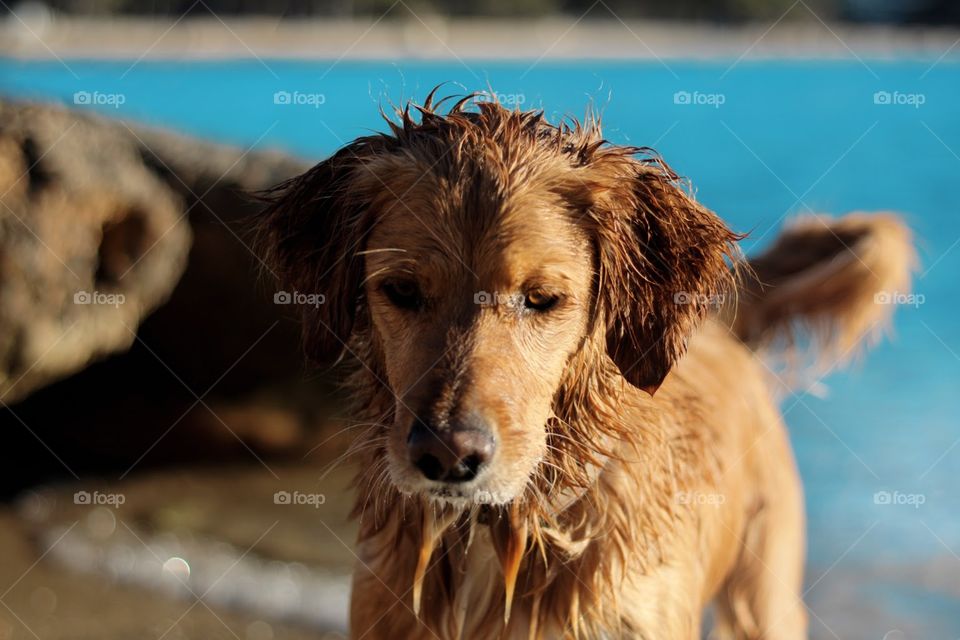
(260, 96, 738, 507)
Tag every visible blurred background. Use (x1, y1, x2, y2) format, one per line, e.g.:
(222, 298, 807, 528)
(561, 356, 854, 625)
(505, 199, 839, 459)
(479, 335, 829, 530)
(0, 0, 958, 638)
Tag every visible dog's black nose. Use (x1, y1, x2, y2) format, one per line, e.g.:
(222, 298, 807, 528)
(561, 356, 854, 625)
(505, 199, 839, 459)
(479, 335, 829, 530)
(407, 416, 495, 483)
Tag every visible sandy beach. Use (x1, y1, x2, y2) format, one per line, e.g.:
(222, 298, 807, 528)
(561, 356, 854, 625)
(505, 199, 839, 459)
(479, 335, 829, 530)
(2, 13, 960, 60)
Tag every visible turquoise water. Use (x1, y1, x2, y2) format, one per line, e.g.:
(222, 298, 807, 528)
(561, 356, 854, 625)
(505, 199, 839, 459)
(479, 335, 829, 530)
(2, 57, 959, 630)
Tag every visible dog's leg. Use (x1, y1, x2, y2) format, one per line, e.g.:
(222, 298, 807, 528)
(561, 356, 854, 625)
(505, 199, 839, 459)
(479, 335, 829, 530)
(621, 563, 707, 640)
(712, 439, 808, 640)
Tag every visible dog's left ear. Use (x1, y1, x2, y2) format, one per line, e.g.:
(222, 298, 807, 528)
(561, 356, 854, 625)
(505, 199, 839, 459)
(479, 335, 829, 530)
(256, 137, 386, 364)
(584, 153, 740, 395)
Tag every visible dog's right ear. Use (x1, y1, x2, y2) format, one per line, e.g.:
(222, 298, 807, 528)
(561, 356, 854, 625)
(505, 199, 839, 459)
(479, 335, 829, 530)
(575, 151, 740, 396)
(258, 138, 384, 364)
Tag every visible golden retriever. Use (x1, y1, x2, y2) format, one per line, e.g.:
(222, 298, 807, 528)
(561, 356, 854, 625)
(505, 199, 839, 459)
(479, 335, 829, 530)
(259, 92, 913, 639)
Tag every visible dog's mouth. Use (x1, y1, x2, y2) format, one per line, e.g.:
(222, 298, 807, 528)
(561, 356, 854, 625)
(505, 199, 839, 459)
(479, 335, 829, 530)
(392, 471, 525, 507)
(428, 485, 470, 499)
(385, 427, 536, 508)
(424, 484, 510, 505)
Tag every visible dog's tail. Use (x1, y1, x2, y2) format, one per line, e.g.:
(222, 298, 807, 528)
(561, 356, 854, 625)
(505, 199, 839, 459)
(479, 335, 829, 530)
(722, 212, 915, 387)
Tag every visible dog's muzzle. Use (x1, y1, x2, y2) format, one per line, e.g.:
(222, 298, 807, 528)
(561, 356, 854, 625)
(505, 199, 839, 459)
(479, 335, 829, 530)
(407, 413, 496, 483)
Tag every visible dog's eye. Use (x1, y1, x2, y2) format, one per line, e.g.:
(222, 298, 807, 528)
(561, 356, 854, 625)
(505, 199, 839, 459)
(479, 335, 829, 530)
(524, 289, 559, 312)
(382, 280, 422, 310)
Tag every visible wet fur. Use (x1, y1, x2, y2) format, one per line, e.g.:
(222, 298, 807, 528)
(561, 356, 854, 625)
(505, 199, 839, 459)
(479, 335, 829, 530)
(259, 94, 914, 639)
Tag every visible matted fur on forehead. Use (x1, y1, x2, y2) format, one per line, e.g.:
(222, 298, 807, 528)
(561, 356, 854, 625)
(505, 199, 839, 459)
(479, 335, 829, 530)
(346, 96, 612, 231)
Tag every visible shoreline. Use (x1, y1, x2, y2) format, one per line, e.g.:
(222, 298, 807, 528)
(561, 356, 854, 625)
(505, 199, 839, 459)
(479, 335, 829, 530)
(3, 16, 960, 60)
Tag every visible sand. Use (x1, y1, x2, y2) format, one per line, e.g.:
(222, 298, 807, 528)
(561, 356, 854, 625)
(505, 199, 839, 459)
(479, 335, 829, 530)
(2, 12, 960, 61)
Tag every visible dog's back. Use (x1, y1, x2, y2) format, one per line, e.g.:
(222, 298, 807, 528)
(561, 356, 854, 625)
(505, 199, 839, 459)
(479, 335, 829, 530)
(670, 212, 915, 639)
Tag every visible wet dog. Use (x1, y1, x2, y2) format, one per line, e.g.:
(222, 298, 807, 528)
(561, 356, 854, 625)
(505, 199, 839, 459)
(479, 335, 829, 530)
(259, 93, 913, 639)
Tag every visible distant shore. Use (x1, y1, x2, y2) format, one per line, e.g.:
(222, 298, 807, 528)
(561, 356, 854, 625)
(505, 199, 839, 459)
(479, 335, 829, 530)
(3, 13, 960, 60)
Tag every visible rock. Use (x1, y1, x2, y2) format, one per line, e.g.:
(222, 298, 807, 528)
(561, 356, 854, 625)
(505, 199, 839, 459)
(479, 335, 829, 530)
(0, 99, 192, 404)
(0, 98, 310, 405)
(0, 100, 338, 496)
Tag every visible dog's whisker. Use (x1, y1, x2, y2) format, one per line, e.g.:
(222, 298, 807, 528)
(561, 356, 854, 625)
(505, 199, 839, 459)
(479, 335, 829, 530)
(361, 267, 393, 286)
(302, 422, 383, 459)
(356, 247, 409, 255)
